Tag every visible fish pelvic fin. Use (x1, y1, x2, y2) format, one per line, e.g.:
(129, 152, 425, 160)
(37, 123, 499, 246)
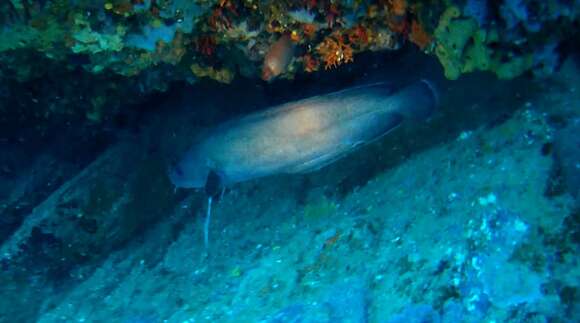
(204, 196, 212, 248)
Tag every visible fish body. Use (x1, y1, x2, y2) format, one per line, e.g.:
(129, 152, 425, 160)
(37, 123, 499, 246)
(262, 35, 295, 81)
(170, 80, 438, 189)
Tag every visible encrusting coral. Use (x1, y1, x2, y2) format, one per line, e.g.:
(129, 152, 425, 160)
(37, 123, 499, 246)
(317, 34, 354, 70)
(0, 0, 577, 121)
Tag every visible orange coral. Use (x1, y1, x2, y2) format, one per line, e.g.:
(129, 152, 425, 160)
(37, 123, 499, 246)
(316, 35, 354, 70)
(209, 8, 232, 30)
(323, 231, 341, 250)
(385, 0, 409, 35)
(409, 20, 432, 50)
(389, 0, 407, 16)
(290, 30, 300, 42)
(218, 0, 238, 16)
(155, 31, 186, 65)
(348, 25, 369, 45)
(326, 3, 341, 29)
(266, 19, 285, 33)
(305, 0, 317, 10)
(195, 35, 217, 57)
(209, 0, 238, 31)
(302, 23, 317, 39)
(303, 53, 320, 72)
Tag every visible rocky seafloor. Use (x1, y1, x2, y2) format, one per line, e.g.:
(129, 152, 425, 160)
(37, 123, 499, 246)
(0, 42, 579, 322)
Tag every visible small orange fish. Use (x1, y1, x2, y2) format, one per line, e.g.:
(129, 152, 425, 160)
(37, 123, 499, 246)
(262, 35, 296, 81)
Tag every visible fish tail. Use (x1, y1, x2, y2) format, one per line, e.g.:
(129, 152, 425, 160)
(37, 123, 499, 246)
(393, 79, 439, 120)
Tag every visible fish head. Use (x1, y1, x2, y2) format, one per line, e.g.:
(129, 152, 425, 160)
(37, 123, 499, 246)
(168, 150, 210, 189)
(261, 64, 276, 81)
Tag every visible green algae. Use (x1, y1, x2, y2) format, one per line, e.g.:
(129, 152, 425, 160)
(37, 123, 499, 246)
(303, 197, 338, 221)
(434, 6, 533, 80)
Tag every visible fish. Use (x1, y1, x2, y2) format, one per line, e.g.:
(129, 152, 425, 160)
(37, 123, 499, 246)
(170, 80, 438, 190)
(262, 35, 296, 81)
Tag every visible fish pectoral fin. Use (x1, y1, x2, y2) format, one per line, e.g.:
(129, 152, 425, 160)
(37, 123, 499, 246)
(285, 151, 346, 174)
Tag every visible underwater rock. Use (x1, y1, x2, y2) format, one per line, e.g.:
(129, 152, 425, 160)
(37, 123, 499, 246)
(125, 24, 178, 52)
(323, 279, 369, 322)
(386, 303, 440, 323)
(265, 279, 368, 322)
(0, 154, 79, 245)
(463, 0, 490, 27)
(553, 119, 580, 203)
(0, 140, 179, 286)
(480, 256, 543, 308)
(5, 73, 576, 322)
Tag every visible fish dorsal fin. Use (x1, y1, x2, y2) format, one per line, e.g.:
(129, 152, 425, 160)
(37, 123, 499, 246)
(323, 81, 394, 97)
(218, 82, 395, 128)
(287, 81, 395, 106)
